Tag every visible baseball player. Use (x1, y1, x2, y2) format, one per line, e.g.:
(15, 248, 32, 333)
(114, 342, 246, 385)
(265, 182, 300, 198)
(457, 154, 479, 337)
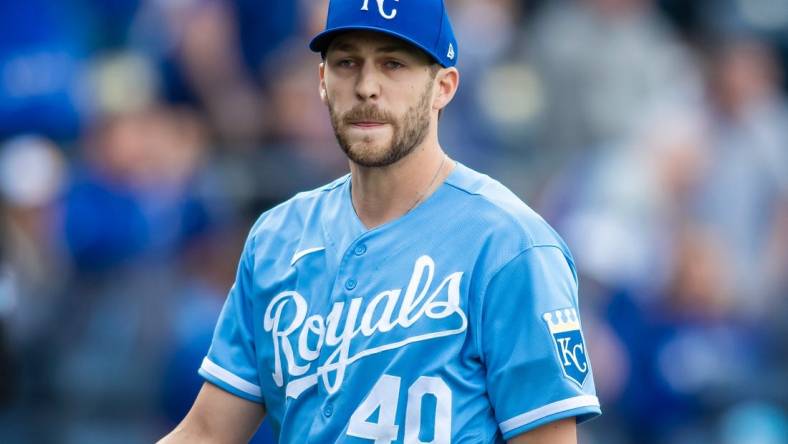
(159, 0, 601, 442)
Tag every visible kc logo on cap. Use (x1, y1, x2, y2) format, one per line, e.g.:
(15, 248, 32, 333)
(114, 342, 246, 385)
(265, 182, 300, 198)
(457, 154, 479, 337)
(361, 0, 399, 20)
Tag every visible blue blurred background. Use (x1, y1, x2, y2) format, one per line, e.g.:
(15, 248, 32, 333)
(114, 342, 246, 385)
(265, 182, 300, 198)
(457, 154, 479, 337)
(1, 0, 787, 443)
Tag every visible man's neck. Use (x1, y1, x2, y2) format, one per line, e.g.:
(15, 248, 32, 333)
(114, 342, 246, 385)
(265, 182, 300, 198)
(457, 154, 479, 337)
(349, 140, 452, 229)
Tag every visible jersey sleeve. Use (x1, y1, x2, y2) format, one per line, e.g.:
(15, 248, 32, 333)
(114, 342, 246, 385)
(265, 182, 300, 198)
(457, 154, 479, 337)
(481, 245, 601, 440)
(197, 233, 264, 404)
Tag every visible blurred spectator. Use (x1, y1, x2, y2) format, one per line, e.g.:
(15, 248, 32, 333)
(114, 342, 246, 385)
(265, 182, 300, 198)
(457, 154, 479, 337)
(695, 37, 788, 317)
(523, 0, 702, 161)
(591, 223, 766, 444)
(548, 107, 709, 294)
(62, 105, 209, 272)
(129, 0, 305, 147)
(49, 104, 218, 443)
(0, 135, 69, 441)
(171, 1, 266, 145)
(0, 135, 68, 345)
(0, 1, 92, 140)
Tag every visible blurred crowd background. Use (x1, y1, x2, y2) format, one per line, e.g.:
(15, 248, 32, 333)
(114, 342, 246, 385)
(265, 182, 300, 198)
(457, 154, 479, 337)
(1, 0, 787, 443)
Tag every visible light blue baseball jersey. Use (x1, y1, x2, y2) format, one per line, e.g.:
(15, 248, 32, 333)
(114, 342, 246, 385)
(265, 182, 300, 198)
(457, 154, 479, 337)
(199, 162, 601, 443)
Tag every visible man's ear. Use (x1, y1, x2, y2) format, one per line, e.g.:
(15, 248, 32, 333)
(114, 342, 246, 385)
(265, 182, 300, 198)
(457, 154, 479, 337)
(432, 67, 459, 113)
(319, 62, 328, 105)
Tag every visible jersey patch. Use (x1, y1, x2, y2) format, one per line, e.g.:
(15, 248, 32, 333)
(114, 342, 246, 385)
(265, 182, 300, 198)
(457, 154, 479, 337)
(542, 308, 589, 387)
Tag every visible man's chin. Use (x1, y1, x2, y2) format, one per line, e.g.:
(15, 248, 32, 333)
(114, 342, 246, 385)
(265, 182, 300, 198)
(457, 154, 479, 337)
(344, 143, 397, 167)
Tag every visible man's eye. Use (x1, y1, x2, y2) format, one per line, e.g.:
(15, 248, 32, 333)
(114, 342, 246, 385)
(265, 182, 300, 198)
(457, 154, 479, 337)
(385, 61, 404, 70)
(336, 59, 355, 68)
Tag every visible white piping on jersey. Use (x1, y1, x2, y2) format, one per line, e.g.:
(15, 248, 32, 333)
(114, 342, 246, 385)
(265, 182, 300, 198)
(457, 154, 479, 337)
(499, 395, 600, 434)
(290, 247, 326, 266)
(263, 255, 468, 399)
(200, 357, 262, 398)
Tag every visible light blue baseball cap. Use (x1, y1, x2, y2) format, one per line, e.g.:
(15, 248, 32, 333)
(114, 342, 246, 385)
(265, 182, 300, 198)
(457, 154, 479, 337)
(309, 0, 458, 68)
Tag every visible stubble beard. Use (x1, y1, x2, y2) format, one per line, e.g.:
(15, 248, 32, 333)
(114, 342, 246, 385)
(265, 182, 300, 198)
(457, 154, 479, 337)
(328, 83, 433, 168)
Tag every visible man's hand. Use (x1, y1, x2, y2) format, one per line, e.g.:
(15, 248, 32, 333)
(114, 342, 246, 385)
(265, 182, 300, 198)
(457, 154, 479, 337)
(508, 418, 577, 444)
(158, 382, 266, 444)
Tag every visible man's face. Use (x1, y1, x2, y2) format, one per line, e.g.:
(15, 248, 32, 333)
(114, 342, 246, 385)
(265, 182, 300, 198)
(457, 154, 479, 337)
(321, 31, 438, 167)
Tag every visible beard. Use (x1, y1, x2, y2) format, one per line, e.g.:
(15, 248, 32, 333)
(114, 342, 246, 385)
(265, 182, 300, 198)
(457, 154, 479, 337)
(328, 83, 433, 168)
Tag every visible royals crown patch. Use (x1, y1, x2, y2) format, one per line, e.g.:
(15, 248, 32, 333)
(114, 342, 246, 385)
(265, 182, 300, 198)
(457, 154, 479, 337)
(542, 308, 589, 387)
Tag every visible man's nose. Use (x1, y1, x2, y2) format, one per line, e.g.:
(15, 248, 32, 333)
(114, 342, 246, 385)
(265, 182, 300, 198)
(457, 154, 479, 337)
(355, 62, 381, 101)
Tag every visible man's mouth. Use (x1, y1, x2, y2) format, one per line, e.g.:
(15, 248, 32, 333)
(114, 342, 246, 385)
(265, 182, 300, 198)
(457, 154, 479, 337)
(348, 121, 387, 128)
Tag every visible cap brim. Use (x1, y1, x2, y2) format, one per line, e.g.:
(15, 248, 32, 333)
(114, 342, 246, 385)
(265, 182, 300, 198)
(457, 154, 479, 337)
(309, 25, 442, 66)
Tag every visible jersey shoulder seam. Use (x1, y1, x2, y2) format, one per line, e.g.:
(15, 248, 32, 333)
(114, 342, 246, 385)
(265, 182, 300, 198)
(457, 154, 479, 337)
(445, 181, 539, 246)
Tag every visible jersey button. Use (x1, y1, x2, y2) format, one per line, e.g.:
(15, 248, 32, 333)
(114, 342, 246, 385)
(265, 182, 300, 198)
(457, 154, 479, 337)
(345, 279, 357, 291)
(354, 244, 367, 256)
(323, 403, 333, 417)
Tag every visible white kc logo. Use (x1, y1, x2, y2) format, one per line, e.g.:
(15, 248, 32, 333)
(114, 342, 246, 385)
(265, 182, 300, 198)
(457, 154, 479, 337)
(361, 0, 399, 20)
